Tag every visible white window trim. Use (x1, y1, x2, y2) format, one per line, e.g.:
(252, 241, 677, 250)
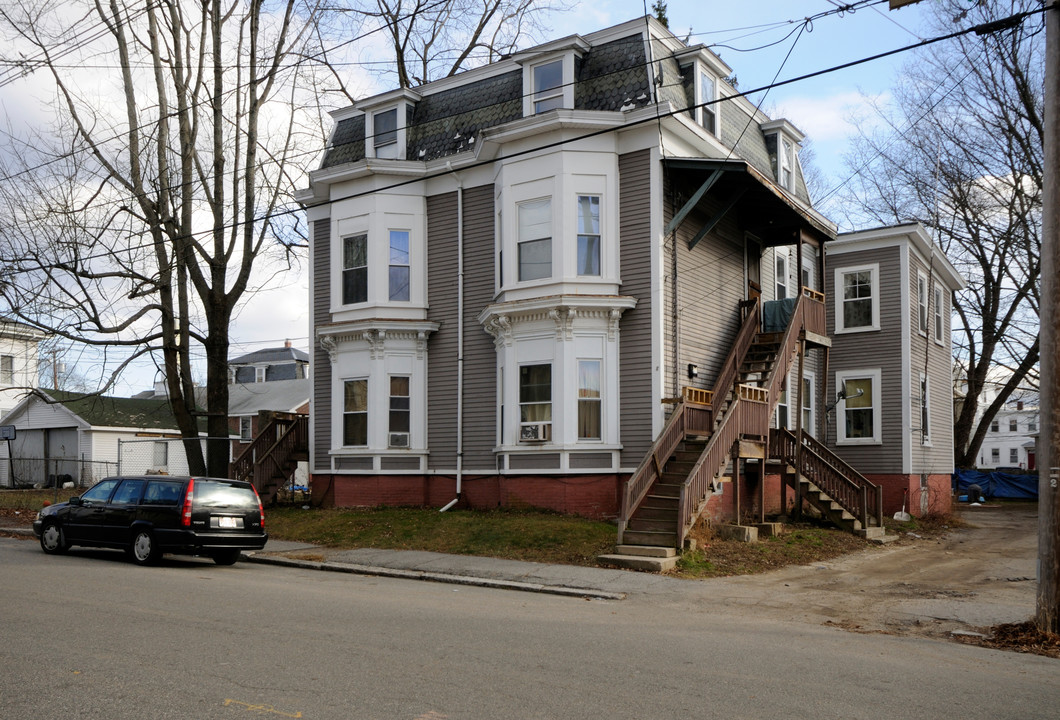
(933, 285, 945, 346)
(916, 269, 929, 336)
(255, 366, 267, 383)
(576, 358, 602, 441)
(776, 252, 789, 300)
(575, 194, 602, 278)
(239, 416, 253, 443)
(516, 196, 553, 284)
(834, 264, 880, 334)
(367, 105, 407, 160)
(522, 53, 576, 117)
(341, 377, 370, 448)
(801, 371, 816, 436)
(801, 255, 815, 292)
(779, 137, 795, 191)
(836, 368, 882, 445)
(697, 65, 717, 134)
(388, 228, 411, 302)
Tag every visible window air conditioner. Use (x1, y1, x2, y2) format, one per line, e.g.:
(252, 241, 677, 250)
(388, 432, 410, 448)
(520, 423, 551, 442)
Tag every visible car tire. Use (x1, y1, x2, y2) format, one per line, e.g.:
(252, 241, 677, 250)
(39, 522, 68, 555)
(129, 529, 159, 566)
(212, 549, 242, 566)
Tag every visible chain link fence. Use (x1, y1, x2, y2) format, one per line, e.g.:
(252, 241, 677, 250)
(116, 437, 235, 477)
(1, 457, 118, 489)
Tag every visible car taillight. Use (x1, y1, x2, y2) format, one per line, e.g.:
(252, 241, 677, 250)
(181, 478, 195, 527)
(252, 485, 264, 529)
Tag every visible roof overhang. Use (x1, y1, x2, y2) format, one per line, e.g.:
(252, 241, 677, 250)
(662, 157, 837, 247)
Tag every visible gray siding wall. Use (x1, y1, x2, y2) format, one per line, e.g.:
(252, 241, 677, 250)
(618, 150, 654, 467)
(426, 192, 459, 469)
(664, 178, 746, 397)
(426, 185, 497, 471)
(825, 245, 904, 473)
(908, 251, 956, 474)
(312, 217, 332, 470)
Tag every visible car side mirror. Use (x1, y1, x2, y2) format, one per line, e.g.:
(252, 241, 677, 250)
(69, 497, 82, 506)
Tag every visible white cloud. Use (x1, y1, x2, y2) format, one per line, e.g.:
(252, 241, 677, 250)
(771, 90, 891, 145)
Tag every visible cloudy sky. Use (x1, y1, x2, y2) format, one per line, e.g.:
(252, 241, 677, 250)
(2, 0, 940, 395)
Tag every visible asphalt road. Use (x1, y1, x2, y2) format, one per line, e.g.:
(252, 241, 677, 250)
(2, 538, 1057, 719)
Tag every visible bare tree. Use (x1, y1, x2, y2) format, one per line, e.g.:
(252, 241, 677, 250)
(0, 0, 336, 475)
(840, 0, 1042, 468)
(361, 0, 564, 90)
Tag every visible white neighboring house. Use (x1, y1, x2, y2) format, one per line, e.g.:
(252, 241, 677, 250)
(0, 389, 196, 488)
(0, 319, 47, 419)
(974, 380, 1039, 471)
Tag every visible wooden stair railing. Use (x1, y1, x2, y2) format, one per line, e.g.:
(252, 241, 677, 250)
(769, 428, 883, 530)
(229, 416, 309, 502)
(230, 416, 299, 483)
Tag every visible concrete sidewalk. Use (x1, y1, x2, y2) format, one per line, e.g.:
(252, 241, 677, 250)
(244, 540, 686, 600)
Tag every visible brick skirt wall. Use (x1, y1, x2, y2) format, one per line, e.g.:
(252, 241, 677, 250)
(865, 473, 952, 517)
(310, 473, 622, 519)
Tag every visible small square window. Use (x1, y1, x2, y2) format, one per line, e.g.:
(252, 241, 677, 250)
(836, 267, 877, 332)
(533, 60, 564, 113)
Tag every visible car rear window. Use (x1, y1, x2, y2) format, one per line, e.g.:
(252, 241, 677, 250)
(143, 481, 183, 506)
(194, 480, 258, 509)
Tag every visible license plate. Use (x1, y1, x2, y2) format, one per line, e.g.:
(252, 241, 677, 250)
(215, 516, 242, 529)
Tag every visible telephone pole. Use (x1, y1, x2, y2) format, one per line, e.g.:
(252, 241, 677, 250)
(1038, 1, 1059, 634)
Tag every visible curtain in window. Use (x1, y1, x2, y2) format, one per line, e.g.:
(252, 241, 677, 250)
(519, 364, 551, 422)
(843, 378, 873, 438)
(578, 360, 601, 439)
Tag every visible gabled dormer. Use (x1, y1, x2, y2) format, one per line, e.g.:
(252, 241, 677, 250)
(673, 45, 732, 136)
(514, 35, 592, 117)
(759, 118, 805, 193)
(356, 87, 422, 160)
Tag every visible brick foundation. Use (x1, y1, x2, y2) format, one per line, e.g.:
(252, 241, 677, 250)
(310, 472, 621, 520)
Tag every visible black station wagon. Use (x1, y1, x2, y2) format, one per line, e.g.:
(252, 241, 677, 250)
(33, 476, 268, 565)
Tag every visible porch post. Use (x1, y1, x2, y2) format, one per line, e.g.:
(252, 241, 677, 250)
(732, 441, 741, 525)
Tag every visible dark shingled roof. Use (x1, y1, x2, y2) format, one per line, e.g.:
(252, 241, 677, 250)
(407, 70, 523, 162)
(321, 114, 365, 169)
(42, 389, 203, 432)
(229, 347, 310, 365)
(574, 35, 650, 111)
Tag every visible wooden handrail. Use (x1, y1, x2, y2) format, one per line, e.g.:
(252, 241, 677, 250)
(682, 386, 713, 406)
(230, 416, 299, 483)
(711, 297, 761, 407)
(618, 403, 687, 542)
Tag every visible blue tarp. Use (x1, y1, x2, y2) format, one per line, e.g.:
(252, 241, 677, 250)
(952, 469, 1039, 500)
(763, 297, 797, 333)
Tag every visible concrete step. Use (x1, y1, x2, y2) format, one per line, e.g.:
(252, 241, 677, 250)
(622, 530, 678, 547)
(597, 552, 679, 572)
(613, 545, 677, 558)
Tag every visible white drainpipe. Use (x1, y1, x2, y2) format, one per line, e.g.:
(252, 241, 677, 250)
(441, 165, 464, 512)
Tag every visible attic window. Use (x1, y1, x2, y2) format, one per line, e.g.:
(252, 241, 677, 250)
(698, 70, 716, 135)
(779, 138, 794, 190)
(255, 366, 266, 383)
(534, 60, 563, 113)
(373, 108, 398, 158)
(522, 52, 578, 117)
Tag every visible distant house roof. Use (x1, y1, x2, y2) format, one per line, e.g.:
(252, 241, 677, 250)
(229, 346, 310, 365)
(39, 389, 200, 432)
(228, 379, 310, 416)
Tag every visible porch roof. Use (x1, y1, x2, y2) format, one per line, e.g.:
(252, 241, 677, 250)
(662, 157, 837, 247)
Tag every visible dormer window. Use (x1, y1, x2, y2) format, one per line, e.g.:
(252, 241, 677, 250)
(780, 137, 794, 190)
(760, 119, 805, 194)
(519, 41, 586, 118)
(533, 59, 564, 113)
(698, 70, 716, 135)
(373, 108, 398, 158)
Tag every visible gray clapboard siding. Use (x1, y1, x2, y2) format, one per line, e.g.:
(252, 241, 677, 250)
(312, 217, 332, 470)
(826, 244, 904, 473)
(618, 150, 654, 467)
(426, 185, 496, 472)
(426, 192, 459, 469)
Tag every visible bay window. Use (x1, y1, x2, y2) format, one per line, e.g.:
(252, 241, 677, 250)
(343, 379, 368, 446)
(576, 195, 601, 276)
(578, 360, 601, 439)
(343, 234, 368, 305)
(518, 198, 552, 281)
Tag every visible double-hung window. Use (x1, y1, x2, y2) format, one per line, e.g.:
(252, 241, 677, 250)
(373, 108, 398, 158)
(917, 271, 928, 334)
(1009, 419, 1018, 432)
(699, 71, 716, 134)
(780, 138, 794, 190)
(0, 355, 12, 385)
(578, 360, 601, 440)
(934, 286, 944, 343)
(343, 234, 368, 305)
(343, 379, 368, 446)
(776, 385, 790, 429)
(835, 265, 878, 332)
(776, 253, 788, 299)
(1010, 448, 1019, 464)
(519, 364, 552, 441)
(388, 377, 410, 447)
(836, 370, 881, 444)
(533, 60, 564, 113)
(919, 374, 931, 444)
(576, 195, 601, 276)
(240, 416, 253, 442)
(518, 198, 552, 281)
(801, 374, 815, 434)
(389, 230, 410, 301)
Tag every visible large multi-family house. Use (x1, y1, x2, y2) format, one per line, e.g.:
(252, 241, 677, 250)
(825, 224, 965, 517)
(299, 16, 890, 549)
(0, 318, 47, 418)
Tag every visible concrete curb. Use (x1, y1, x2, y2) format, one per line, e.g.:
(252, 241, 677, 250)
(243, 552, 626, 601)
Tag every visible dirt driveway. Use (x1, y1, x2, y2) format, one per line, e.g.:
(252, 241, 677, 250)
(707, 503, 1038, 640)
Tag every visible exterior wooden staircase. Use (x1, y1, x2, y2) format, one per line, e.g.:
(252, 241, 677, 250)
(229, 414, 309, 504)
(602, 289, 885, 571)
